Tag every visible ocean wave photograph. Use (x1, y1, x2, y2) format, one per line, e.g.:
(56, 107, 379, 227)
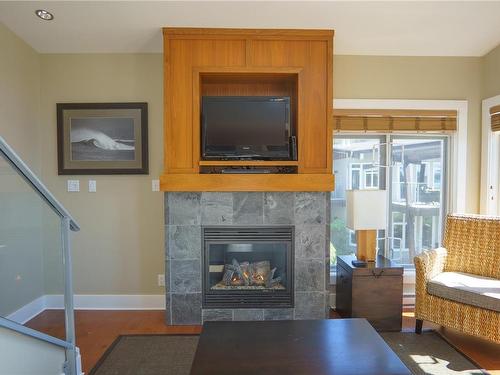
(70, 117, 136, 161)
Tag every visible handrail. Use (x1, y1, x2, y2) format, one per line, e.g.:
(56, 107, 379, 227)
(0, 317, 73, 349)
(0, 136, 80, 231)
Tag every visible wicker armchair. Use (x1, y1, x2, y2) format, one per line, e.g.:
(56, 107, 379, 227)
(414, 214, 500, 343)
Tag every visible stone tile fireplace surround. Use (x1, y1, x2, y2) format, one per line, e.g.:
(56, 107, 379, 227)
(164, 192, 330, 325)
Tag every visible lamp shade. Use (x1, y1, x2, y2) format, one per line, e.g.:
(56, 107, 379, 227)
(346, 189, 387, 230)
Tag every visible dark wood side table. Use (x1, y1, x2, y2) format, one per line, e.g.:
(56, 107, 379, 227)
(336, 255, 403, 331)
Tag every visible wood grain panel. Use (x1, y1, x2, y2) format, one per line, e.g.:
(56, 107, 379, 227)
(165, 39, 194, 172)
(249, 39, 332, 173)
(163, 27, 334, 39)
(352, 276, 403, 332)
(164, 38, 246, 173)
(160, 173, 334, 192)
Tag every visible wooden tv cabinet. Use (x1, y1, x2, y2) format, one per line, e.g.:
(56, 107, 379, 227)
(161, 28, 334, 192)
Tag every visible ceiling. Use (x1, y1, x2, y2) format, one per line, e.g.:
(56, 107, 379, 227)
(1, 1, 500, 56)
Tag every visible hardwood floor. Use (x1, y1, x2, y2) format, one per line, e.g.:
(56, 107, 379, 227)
(25, 310, 201, 373)
(25, 309, 499, 374)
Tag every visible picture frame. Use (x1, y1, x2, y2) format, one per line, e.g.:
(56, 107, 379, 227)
(57, 102, 148, 175)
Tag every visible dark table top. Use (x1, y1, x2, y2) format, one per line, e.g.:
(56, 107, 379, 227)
(338, 255, 404, 276)
(190, 318, 411, 375)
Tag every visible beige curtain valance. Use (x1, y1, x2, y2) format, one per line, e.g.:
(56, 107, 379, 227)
(490, 105, 500, 132)
(333, 109, 457, 132)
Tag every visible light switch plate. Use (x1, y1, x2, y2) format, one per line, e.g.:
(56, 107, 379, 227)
(152, 179, 160, 192)
(88, 180, 96, 192)
(157, 274, 165, 287)
(67, 180, 80, 192)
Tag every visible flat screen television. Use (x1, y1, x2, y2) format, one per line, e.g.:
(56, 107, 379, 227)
(201, 96, 293, 160)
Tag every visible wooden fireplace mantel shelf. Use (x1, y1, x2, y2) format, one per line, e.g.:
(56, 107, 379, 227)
(159, 173, 334, 192)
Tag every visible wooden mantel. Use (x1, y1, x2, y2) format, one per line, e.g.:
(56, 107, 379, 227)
(161, 27, 334, 192)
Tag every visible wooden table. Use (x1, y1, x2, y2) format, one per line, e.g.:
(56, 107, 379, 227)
(336, 255, 404, 331)
(190, 319, 410, 375)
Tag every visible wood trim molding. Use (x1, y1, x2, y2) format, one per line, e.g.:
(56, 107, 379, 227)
(160, 174, 334, 192)
(163, 27, 334, 39)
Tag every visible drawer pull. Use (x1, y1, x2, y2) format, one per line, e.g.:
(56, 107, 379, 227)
(371, 270, 384, 278)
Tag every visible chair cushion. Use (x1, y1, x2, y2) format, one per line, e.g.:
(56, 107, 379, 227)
(427, 272, 500, 312)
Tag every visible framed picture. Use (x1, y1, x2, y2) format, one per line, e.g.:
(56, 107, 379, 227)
(57, 102, 148, 175)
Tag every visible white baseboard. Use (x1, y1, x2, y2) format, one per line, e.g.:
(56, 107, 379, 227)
(6, 294, 166, 324)
(6, 295, 47, 324)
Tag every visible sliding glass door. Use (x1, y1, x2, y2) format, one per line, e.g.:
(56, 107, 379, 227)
(388, 136, 447, 266)
(330, 134, 448, 270)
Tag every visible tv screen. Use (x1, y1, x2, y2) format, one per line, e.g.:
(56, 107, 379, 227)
(202, 96, 292, 160)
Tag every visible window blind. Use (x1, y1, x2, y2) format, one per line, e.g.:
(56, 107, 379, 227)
(333, 109, 457, 132)
(490, 105, 500, 132)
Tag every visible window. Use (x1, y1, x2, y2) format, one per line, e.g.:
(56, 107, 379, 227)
(330, 136, 386, 267)
(330, 135, 448, 270)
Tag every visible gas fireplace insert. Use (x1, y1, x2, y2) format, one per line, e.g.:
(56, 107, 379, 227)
(202, 226, 294, 308)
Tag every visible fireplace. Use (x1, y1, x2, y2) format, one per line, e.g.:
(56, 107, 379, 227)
(202, 226, 294, 308)
(165, 192, 329, 325)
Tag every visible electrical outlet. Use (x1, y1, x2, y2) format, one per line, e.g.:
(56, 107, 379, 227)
(88, 180, 97, 192)
(157, 274, 165, 287)
(152, 179, 160, 192)
(67, 180, 80, 192)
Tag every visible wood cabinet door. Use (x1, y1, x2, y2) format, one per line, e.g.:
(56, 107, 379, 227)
(164, 38, 246, 173)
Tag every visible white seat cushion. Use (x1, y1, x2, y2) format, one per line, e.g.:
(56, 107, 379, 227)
(427, 272, 500, 312)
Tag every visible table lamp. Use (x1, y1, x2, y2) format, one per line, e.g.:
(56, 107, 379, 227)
(346, 189, 387, 263)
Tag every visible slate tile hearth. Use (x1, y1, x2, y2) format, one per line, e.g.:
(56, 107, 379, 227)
(167, 225, 201, 260)
(233, 192, 264, 224)
(165, 192, 330, 325)
(264, 192, 295, 224)
(233, 309, 265, 321)
(201, 192, 233, 225)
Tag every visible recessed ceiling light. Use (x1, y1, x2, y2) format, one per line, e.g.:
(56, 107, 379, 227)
(35, 9, 54, 21)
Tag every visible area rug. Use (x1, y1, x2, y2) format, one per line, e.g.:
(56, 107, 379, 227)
(88, 334, 199, 375)
(89, 332, 485, 375)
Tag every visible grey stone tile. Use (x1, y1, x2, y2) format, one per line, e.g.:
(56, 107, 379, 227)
(294, 192, 326, 225)
(171, 293, 202, 325)
(202, 309, 233, 322)
(165, 293, 172, 324)
(263, 192, 294, 224)
(263, 308, 294, 321)
(233, 193, 264, 224)
(167, 193, 201, 225)
(295, 225, 327, 259)
(170, 259, 201, 293)
(163, 193, 168, 225)
(294, 292, 327, 320)
(233, 309, 264, 321)
(167, 225, 201, 260)
(165, 260, 170, 294)
(201, 192, 233, 224)
(295, 259, 325, 291)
